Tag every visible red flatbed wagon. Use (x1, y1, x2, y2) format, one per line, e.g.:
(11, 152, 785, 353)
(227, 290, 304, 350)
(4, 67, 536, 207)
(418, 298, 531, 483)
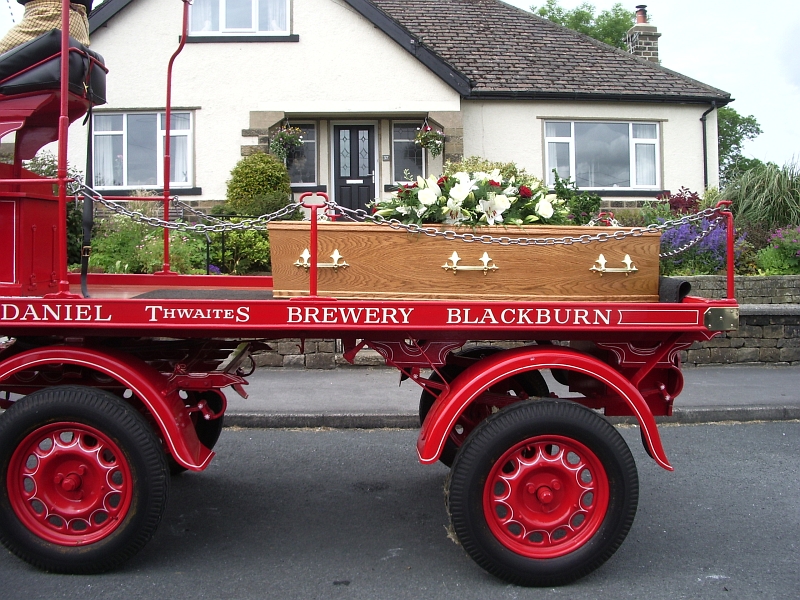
(0, 1, 739, 587)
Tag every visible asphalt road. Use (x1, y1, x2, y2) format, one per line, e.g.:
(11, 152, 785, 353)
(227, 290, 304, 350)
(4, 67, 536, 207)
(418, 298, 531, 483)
(0, 422, 798, 600)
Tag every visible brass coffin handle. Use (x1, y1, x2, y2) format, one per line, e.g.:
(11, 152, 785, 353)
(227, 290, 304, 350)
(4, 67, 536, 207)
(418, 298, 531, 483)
(590, 253, 638, 276)
(442, 251, 499, 276)
(294, 248, 349, 271)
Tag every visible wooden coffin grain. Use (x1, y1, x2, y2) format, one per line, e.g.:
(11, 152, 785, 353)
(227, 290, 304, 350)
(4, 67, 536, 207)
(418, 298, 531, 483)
(268, 221, 661, 302)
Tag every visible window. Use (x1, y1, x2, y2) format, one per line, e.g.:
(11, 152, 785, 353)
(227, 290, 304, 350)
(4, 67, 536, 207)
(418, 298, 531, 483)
(544, 121, 660, 189)
(392, 123, 424, 183)
(93, 112, 193, 189)
(190, 0, 290, 35)
(286, 124, 316, 185)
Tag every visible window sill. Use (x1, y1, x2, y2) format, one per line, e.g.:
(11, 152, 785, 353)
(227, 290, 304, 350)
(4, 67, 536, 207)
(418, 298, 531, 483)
(549, 189, 668, 198)
(93, 187, 203, 196)
(186, 35, 299, 43)
(291, 184, 326, 193)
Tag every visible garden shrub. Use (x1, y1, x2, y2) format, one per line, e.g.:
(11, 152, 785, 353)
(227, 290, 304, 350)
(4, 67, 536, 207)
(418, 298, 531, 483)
(209, 227, 271, 275)
(551, 172, 602, 225)
(89, 203, 206, 274)
(226, 153, 292, 216)
(754, 227, 800, 275)
(442, 156, 529, 181)
(725, 161, 800, 230)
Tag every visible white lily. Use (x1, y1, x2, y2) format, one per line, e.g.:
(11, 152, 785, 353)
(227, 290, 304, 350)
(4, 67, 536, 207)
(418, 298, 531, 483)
(535, 196, 554, 219)
(418, 187, 439, 206)
(478, 193, 511, 225)
(444, 197, 468, 224)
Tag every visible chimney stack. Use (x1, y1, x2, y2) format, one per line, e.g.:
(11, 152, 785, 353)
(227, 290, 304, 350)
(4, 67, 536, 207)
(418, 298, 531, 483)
(626, 5, 661, 63)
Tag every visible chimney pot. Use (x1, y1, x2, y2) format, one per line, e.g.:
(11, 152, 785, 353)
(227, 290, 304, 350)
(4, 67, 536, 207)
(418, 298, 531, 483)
(635, 5, 648, 24)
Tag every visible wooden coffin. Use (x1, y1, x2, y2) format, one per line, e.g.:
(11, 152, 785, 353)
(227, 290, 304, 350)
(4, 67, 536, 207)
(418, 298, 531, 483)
(268, 221, 661, 302)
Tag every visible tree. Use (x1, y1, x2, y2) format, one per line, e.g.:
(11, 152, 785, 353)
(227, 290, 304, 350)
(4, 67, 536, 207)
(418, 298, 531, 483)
(717, 106, 763, 185)
(530, 1, 635, 49)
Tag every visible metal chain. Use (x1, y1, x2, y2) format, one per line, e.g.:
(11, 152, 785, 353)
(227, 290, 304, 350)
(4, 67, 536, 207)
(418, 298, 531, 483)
(331, 202, 727, 258)
(77, 184, 726, 258)
(78, 185, 302, 233)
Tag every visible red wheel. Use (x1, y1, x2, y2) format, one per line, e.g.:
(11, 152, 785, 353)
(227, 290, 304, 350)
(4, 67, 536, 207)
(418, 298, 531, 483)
(484, 435, 609, 559)
(419, 347, 548, 467)
(0, 386, 169, 573)
(447, 400, 638, 587)
(7, 422, 134, 546)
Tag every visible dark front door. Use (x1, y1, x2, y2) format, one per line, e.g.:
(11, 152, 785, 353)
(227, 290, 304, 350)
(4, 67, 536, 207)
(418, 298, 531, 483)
(333, 125, 375, 212)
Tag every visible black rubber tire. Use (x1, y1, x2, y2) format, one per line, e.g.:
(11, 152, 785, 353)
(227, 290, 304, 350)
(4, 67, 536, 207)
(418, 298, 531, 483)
(419, 348, 549, 467)
(447, 400, 638, 587)
(168, 390, 225, 476)
(0, 386, 170, 574)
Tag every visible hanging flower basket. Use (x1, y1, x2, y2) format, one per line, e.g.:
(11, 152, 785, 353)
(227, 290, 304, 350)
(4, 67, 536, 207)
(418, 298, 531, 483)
(269, 125, 304, 162)
(415, 124, 445, 158)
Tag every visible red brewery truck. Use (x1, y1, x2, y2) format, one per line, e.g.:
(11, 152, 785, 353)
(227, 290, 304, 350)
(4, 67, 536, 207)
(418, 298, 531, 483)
(0, 1, 739, 587)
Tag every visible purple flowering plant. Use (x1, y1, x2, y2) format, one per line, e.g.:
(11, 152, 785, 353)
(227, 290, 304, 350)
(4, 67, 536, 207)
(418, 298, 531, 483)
(754, 226, 800, 274)
(659, 218, 748, 276)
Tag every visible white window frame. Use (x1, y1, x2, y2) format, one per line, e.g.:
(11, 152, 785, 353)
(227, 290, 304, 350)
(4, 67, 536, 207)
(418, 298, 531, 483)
(391, 121, 426, 184)
(92, 111, 194, 190)
(544, 120, 661, 190)
(189, 0, 291, 36)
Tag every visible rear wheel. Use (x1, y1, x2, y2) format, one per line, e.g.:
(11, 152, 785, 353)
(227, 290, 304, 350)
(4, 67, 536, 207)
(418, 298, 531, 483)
(419, 348, 548, 467)
(0, 386, 169, 573)
(447, 400, 638, 587)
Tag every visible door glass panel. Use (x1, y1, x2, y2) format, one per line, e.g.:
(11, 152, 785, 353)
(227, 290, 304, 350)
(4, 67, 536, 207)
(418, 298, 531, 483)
(127, 114, 157, 186)
(358, 129, 370, 177)
(339, 130, 351, 177)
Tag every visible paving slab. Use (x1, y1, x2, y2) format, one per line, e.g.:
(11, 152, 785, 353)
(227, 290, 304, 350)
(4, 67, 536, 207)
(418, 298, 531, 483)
(224, 364, 800, 428)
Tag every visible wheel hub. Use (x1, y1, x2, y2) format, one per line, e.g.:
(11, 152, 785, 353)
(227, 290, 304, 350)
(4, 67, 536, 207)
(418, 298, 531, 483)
(7, 422, 133, 546)
(484, 435, 610, 559)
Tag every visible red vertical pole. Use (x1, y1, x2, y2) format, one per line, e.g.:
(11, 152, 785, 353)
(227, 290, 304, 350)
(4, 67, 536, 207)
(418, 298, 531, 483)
(298, 192, 328, 297)
(54, 0, 76, 295)
(156, 0, 191, 275)
(717, 200, 736, 300)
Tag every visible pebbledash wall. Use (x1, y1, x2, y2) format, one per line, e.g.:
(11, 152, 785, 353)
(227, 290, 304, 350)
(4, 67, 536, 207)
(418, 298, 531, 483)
(253, 276, 800, 369)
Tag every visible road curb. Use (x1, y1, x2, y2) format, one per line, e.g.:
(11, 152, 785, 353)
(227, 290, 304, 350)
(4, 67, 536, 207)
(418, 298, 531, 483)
(223, 405, 800, 430)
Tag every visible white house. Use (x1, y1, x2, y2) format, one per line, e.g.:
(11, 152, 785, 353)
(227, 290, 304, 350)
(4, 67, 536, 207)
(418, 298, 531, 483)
(74, 0, 730, 212)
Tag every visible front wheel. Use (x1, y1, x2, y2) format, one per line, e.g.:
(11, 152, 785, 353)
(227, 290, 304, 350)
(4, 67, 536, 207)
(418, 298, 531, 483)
(447, 400, 638, 587)
(0, 386, 169, 573)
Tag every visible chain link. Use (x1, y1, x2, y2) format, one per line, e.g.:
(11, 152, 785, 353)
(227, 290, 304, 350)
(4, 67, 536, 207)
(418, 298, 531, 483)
(78, 184, 302, 233)
(77, 185, 726, 258)
(332, 201, 726, 258)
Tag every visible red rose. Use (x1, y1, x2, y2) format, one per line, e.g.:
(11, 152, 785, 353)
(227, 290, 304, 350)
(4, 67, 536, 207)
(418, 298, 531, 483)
(489, 180, 502, 187)
(437, 176, 448, 186)
(519, 185, 532, 198)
